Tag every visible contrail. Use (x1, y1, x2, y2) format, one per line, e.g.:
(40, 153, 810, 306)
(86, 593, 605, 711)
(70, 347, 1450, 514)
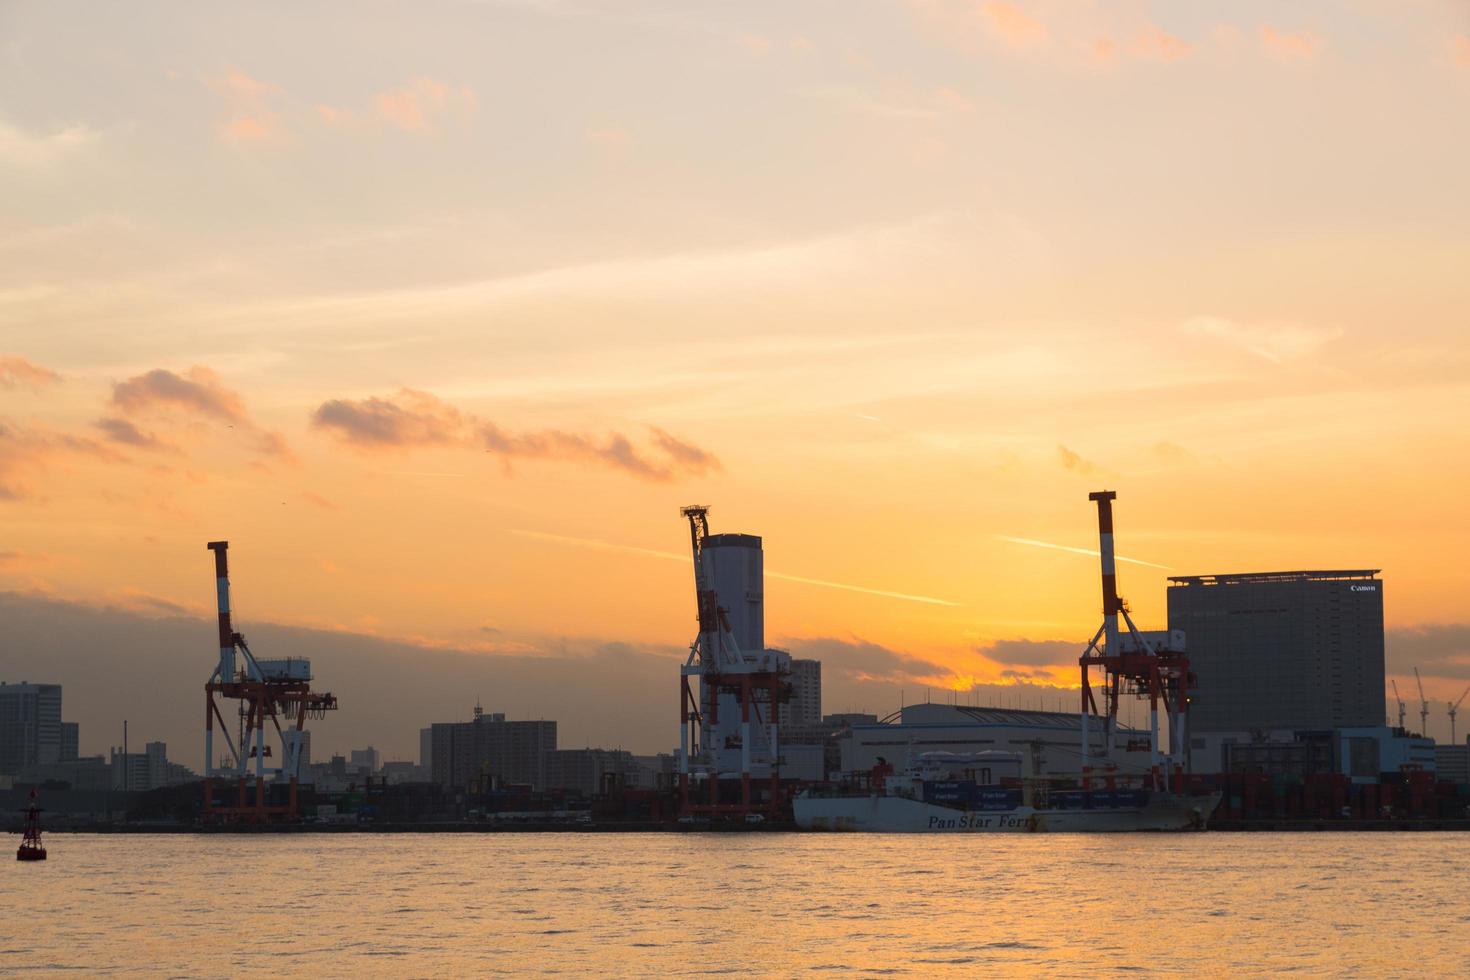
(996, 535, 1171, 570)
(509, 529, 961, 606)
(763, 570, 959, 606)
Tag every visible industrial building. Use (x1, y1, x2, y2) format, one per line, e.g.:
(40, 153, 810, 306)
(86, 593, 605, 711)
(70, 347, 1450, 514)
(840, 703, 1153, 778)
(429, 704, 557, 790)
(1191, 727, 1435, 783)
(544, 748, 642, 797)
(1167, 570, 1385, 732)
(0, 682, 65, 774)
(1433, 742, 1469, 785)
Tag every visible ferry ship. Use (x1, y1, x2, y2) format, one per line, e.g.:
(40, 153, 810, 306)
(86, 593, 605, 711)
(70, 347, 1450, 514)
(794, 751, 1218, 833)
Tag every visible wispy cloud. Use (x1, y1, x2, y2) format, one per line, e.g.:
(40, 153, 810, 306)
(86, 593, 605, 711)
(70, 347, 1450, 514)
(510, 529, 961, 606)
(996, 535, 1171, 569)
(312, 388, 720, 482)
(1057, 444, 1103, 476)
(0, 420, 118, 500)
(1182, 315, 1341, 364)
(0, 119, 99, 167)
(0, 355, 60, 390)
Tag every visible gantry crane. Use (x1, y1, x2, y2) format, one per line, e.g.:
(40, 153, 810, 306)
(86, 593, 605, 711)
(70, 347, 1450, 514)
(1077, 491, 1193, 792)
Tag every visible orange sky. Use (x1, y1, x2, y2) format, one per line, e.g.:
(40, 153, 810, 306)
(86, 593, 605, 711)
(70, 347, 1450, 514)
(3, 0, 1470, 738)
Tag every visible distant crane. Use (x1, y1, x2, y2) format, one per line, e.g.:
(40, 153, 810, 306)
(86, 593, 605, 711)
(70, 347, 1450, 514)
(1414, 667, 1430, 738)
(1390, 679, 1407, 730)
(1450, 686, 1470, 745)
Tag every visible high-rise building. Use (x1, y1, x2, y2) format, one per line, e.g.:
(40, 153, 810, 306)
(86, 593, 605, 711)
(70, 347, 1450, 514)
(1167, 570, 1386, 733)
(0, 682, 63, 774)
(781, 659, 822, 726)
(430, 709, 556, 790)
(60, 721, 80, 762)
(420, 726, 433, 772)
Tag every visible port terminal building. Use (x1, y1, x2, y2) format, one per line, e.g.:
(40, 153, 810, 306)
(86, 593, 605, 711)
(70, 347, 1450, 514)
(839, 703, 1152, 779)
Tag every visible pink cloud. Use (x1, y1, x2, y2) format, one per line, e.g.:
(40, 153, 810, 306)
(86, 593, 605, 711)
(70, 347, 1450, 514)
(310, 388, 721, 482)
(374, 77, 475, 132)
(209, 69, 286, 144)
(982, 1, 1047, 48)
(738, 33, 775, 58)
(1453, 35, 1470, 69)
(1260, 26, 1321, 63)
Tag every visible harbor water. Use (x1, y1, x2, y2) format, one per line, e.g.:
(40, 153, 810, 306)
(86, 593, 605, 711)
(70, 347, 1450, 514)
(4, 832, 1468, 976)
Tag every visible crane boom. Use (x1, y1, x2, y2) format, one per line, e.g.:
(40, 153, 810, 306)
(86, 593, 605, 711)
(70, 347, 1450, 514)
(1391, 679, 1406, 729)
(1413, 666, 1429, 736)
(1450, 685, 1470, 745)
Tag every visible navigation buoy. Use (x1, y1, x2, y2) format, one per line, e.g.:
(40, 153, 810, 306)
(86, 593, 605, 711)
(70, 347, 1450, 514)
(17, 788, 46, 862)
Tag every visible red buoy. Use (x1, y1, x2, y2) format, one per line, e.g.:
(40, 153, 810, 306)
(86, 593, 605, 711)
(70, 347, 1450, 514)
(17, 788, 46, 862)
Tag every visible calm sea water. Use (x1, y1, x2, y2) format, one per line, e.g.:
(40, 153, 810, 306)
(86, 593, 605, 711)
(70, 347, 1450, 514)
(4, 832, 1468, 977)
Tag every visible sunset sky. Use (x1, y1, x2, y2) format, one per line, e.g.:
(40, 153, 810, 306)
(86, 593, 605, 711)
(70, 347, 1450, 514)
(3, 0, 1469, 759)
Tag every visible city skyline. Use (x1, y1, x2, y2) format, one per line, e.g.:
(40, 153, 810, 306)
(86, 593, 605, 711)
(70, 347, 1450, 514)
(4, 1, 1470, 764)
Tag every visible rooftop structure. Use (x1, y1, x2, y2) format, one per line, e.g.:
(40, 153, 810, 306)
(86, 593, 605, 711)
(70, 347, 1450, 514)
(1168, 570, 1381, 587)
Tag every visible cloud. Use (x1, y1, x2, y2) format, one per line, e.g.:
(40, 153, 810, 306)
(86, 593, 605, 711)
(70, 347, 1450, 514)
(0, 420, 117, 499)
(981, 1, 1048, 48)
(311, 388, 719, 481)
(1057, 444, 1101, 476)
(737, 33, 775, 58)
(1182, 315, 1342, 363)
(310, 388, 468, 448)
(1152, 441, 1193, 464)
(209, 68, 285, 144)
(1129, 25, 1192, 62)
(977, 637, 1078, 669)
(112, 366, 249, 423)
(785, 636, 950, 685)
(106, 587, 205, 618)
(93, 417, 175, 452)
(0, 119, 99, 168)
(1453, 35, 1470, 69)
(374, 77, 476, 131)
(585, 126, 633, 153)
(299, 490, 339, 510)
(0, 355, 60, 389)
(1387, 624, 1470, 683)
(110, 366, 291, 459)
(1260, 26, 1321, 63)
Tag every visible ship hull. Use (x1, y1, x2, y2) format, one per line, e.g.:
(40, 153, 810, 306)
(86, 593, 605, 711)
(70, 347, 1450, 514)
(794, 793, 1217, 833)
